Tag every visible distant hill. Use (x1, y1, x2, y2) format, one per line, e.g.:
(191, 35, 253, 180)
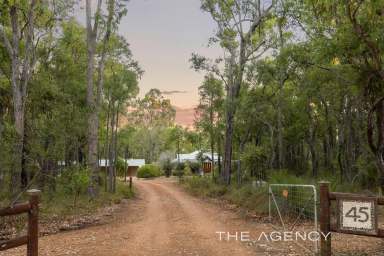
(119, 105, 196, 129)
(174, 106, 196, 129)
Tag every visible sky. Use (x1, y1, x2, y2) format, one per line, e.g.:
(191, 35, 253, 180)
(120, 0, 221, 108)
(76, 0, 221, 108)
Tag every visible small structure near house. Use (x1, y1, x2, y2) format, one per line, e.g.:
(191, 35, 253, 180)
(98, 159, 110, 173)
(171, 150, 220, 173)
(124, 159, 145, 189)
(98, 159, 145, 175)
(124, 159, 146, 177)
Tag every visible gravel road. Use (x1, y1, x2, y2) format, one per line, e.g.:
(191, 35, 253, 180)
(2, 177, 383, 256)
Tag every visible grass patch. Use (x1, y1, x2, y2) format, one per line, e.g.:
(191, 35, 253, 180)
(137, 164, 162, 178)
(39, 181, 134, 220)
(181, 176, 268, 214)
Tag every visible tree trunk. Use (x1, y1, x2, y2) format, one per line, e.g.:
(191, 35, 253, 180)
(108, 103, 116, 193)
(217, 133, 222, 177)
(113, 105, 119, 193)
(277, 18, 286, 170)
(210, 107, 215, 179)
(86, 0, 102, 197)
(237, 139, 246, 185)
(306, 99, 318, 177)
(322, 99, 335, 173)
(223, 87, 235, 185)
(124, 147, 128, 182)
(0, 1, 37, 196)
(0, 109, 4, 188)
(376, 99, 384, 192)
(104, 89, 112, 191)
(12, 91, 24, 195)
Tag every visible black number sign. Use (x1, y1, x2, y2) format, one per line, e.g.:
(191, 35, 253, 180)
(337, 197, 378, 236)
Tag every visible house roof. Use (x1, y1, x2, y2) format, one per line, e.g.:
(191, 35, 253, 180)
(171, 150, 219, 163)
(99, 159, 145, 167)
(125, 159, 146, 167)
(99, 159, 110, 167)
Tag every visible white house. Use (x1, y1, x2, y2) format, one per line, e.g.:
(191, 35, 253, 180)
(99, 159, 145, 168)
(125, 159, 146, 168)
(171, 150, 220, 164)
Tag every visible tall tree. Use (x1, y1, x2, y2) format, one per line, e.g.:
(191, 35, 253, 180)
(85, 0, 128, 195)
(196, 74, 224, 178)
(85, 0, 103, 195)
(292, 0, 384, 191)
(191, 0, 274, 184)
(0, 0, 40, 195)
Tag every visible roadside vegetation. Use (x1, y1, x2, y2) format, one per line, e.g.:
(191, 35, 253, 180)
(1, 1, 384, 250)
(181, 168, 378, 216)
(190, 0, 384, 197)
(40, 178, 134, 219)
(137, 164, 162, 179)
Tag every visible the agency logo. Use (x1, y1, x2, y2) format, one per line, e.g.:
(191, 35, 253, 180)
(216, 231, 331, 242)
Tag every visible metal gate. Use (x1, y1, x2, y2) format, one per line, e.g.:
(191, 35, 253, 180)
(268, 184, 318, 254)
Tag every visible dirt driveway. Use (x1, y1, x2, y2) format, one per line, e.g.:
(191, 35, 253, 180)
(1, 177, 383, 256)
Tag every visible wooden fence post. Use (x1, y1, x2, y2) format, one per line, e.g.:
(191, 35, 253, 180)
(319, 182, 331, 256)
(27, 189, 40, 256)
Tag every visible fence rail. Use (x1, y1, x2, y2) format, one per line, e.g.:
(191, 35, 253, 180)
(319, 182, 384, 256)
(0, 189, 40, 256)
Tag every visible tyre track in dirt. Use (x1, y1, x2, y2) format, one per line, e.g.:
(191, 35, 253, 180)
(0, 178, 257, 256)
(6, 177, 382, 255)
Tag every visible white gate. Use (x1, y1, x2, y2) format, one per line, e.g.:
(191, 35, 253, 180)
(268, 184, 318, 254)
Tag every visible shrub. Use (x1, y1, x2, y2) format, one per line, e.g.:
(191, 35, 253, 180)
(137, 164, 162, 178)
(186, 161, 201, 174)
(115, 157, 126, 176)
(182, 176, 227, 197)
(182, 176, 269, 214)
(268, 169, 311, 184)
(158, 151, 173, 177)
(57, 167, 90, 207)
(225, 184, 269, 214)
(172, 162, 186, 177)
(173, 162, 185, 171)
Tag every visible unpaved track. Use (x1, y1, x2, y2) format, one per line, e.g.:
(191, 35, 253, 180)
(1, 178, 269, 256)
(6, 178, 383, 255)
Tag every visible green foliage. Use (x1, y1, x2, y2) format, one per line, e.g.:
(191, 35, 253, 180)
(58, 167, 90, 197)
(40, 180, 134, 218)
(115, 157, 126, 176)
(174, 162, 185, 171)
(225, 184, 269, 214)
(182, 176, 227, 197)
(162, 160, 173, 177)
(268, 170, 313, 185)
(186, 161, 201, 174)
(181, 176, 268, 214)
(158, 151, 173, 177)
(240, 144, 267, 178)
(137, 164, 162, 178)
(172, 162, 186, 177)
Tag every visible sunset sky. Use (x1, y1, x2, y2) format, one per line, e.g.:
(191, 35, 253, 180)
(74, 0, 222, 126)
(119, 0, 221, 108)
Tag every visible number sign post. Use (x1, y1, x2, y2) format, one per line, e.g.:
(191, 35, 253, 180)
(319, 182, 384, 256)
(338, 197, 378, 235)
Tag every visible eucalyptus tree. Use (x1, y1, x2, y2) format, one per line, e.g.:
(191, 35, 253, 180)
(128, 89, 176, 163)
(0, 0, 73, 194)
(288, 0, 384, 190)
(196, 74, 224, 178)
(103, 61, 139, 192)
(85, 0, 129, 195)
(191, 0, 274, 184)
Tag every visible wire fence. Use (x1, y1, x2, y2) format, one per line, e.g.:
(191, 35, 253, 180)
(268, 184, 318, 255)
